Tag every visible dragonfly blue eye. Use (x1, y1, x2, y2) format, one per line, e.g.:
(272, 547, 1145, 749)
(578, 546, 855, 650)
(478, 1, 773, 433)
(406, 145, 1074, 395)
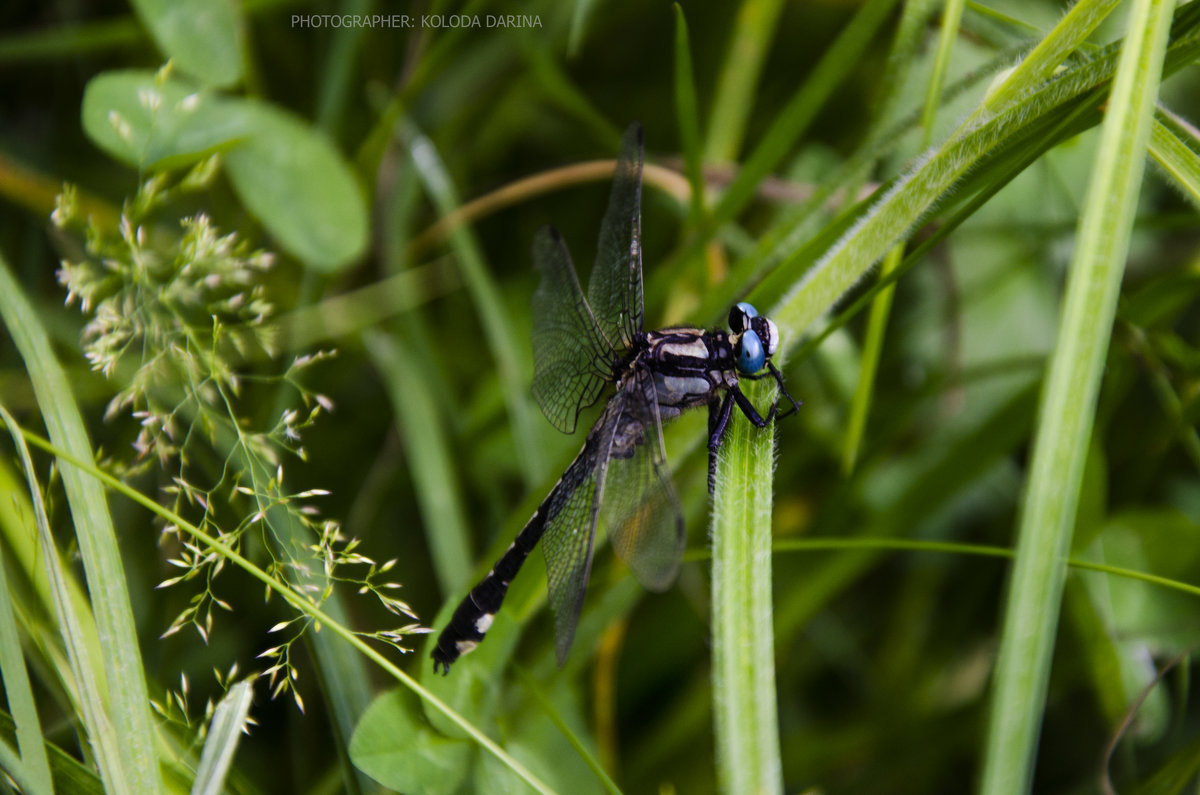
(729, 301, 759, 333)
(433, 123, 800, 677)
(736, 329, 765, 374)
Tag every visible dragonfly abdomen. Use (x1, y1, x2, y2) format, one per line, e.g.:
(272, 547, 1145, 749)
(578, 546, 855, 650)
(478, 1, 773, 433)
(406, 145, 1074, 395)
(431, 440, 595, 674)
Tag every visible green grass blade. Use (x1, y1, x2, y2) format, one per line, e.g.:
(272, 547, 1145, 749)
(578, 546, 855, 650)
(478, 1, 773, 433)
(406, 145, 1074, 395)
(567, 0, 599, 56)
(1149, 113, 1200, 208)
(520, 38, 622, 152)
(711, 376, 781, 795)
(401, 120, 547, 485)
(673, 4, 706, 227)
(711, 0, 899, 228)
(364, 329, 473, 594)
(841, 245, 902, 474)
(0, 407, 132, 795)
(703, 0, 786, 163)
(979, 0, 1177, 791)
(0, 16, 143, 62)
(315, 0, 370, 134)
(513, 667, 623, 795)
(15, 426, 557, 795)
(977, 0, 1121, 118)
(0, 512, 54, 794)
(921, 0, 966, 136)
(0, 736, 42, 795)
(0, 257, 161, 794)
(841, 0, 946, 473)
(0, 710, 104, 793)
(190, 680, 255, 795)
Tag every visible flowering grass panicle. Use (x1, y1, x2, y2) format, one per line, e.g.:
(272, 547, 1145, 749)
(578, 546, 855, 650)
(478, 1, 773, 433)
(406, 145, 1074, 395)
(54, 173, 421, 711)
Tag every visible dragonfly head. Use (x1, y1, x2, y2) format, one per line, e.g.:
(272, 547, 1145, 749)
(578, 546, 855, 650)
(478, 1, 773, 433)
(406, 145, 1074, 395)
(729, 302, 779, 375)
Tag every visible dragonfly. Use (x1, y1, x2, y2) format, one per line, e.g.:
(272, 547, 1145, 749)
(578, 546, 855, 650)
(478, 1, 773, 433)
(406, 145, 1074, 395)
(432, 123, 799, 674)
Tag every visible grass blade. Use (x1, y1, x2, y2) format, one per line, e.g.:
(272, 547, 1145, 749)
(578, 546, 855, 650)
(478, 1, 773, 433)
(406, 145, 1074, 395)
(0, 255, 161, 793)
(190, 680, 255, 795)
(979, 0, 1177, 791)
(673, 4, 706, 227)
(401, 120, 547, 485)
(364, 329, 473, 594)
(1149, 112, 1200, 208)
(0, 506, 53, 794)
(703, 0, 786, 163)
(921, 0, 966, 136)
(842, 0, 947, 473)
(711, 376, 781, 795)
(977, 0, 1121, 118)
(841, 245, 902, 474)
(15, 426, 558, 795)
(711, 0, 899, 229)
(0, 406, 131, 795)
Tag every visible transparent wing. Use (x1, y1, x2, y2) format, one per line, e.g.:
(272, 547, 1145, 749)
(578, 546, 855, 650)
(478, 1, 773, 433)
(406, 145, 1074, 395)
(587, 123, 645, 352)
(600, 371, 685, 592)
(540, 398, 621, 664)
(532, 226, 618, 434)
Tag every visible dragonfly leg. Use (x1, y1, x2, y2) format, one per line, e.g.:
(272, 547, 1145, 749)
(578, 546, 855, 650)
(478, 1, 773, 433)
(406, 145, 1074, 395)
(731, 383, 770, 427)
(707, 393, 735, 493)
(743, 363, 802, 421)
(768, 362, 803, 418)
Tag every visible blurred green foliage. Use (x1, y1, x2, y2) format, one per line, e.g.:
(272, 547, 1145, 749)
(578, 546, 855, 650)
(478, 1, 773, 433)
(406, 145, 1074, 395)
(1, 0, 1200, 793)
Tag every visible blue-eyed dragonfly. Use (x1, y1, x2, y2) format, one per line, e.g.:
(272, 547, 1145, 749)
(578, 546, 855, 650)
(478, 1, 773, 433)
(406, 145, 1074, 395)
(432, 124, 799, 674)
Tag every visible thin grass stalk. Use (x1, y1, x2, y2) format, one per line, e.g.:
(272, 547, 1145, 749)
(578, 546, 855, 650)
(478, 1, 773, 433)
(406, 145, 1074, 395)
(841, 245, 902, 474)
(921, 0, 966, 135)
(0, 527, 54, 794)
(364, 330, 472, 594)
(843, 0, 958, 473)
(16, 426, 558, 795)
(711, 375, 781, 795)
(1149, 114, 1200, 207)
(400, 120, 547, 484)
(979, 0, 1177, 790)
(976, 0, 1122, 119)
(0, 255, 161, 794)
(0, 407, 131, 795)
(703, 0, 786, 163)
(673, 4, 706, 228)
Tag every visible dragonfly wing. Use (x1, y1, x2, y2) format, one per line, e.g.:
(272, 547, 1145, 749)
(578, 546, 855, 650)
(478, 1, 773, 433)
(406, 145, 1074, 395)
(540, 398, 621, 664)
(532, 226, 617, 434)
(587, 123, 644, 351)
(601, 371, 685, 592)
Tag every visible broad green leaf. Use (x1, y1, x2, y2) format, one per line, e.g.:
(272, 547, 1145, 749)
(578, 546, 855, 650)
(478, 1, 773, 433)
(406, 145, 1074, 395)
(81, 70, 368, 271)
(130, 0, 243, 87)
(350, 688, 471, 795)
(81, 70, 248, 170)
(472, 681, 607, 795)
(223, 101, 368, 272)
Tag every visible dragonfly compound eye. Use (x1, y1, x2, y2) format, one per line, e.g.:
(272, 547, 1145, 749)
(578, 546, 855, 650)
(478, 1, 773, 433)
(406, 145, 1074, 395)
(735, 329, 766, 374)
(729, 301, 758, 333)
(752, 316, 779, 356)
